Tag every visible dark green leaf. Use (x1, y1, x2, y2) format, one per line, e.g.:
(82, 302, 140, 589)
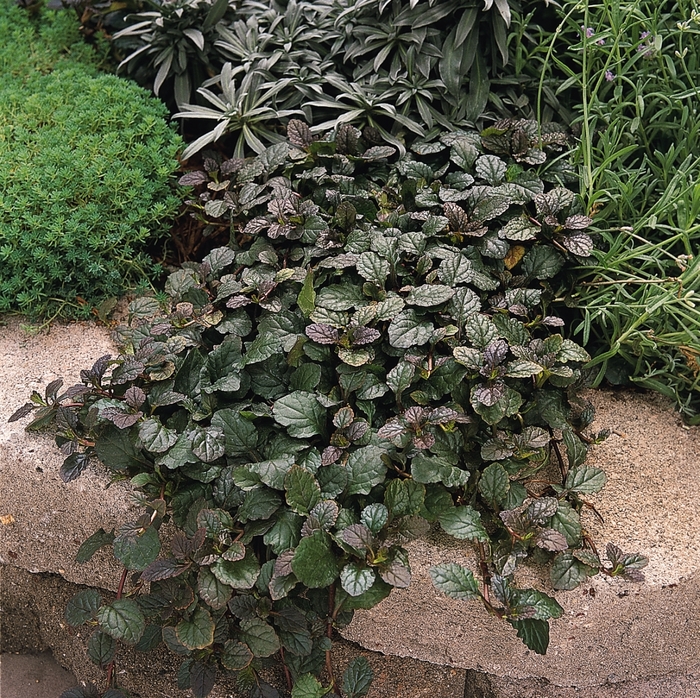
(113, 524, 161, 571)
(134, 624, 162, 652)
(337, 578, 392, 611)
(176, 605, 215, 650)
(297, 270, 316, 317)
(563, 430, 587, 469)
(274, 391, 326, 438)
(478, 462, 509, 505)
(430, 563, 480, 600)
(291, 673, 325, 698)
(60, 453, 91, 483)
(558, 340, 590, 363)
(247, 456, 293, 490)
(65, 589, 102, 626)
(438, 506, 488, 541)
(388, 310, 433, 348)
(285, 466, 322, 515)
(211, 550, 261, 589)
(75, 528, 115, 563)
(499, 216, 539, 241)
(357, 252, 389, 286)
(87, 630, 116, 667)
(384, 479, 425, 517)
(97, 599, 146, 645)
(290, 363, 322, 392)
(410, 454, 452, 484)
(565, 466, 606, 494)
(191, 427, 226, 463)
(340, 563, 376, 597)
(211, 409, 258, 455)
(190, 661, 216, 698)
(475, 155, 507, 185)
(342, 656, 373, 698)
(198, 566, 233, 610)
(465, 314, 499, 348)
(318, 464, 348, 498)
(316, 284, 365, 311)
(360, 503, 388, 534)
(508, 618, 550, 655)
(551, 552, 593, 590)
(346, 446, 387, 495)
(163, 626, 191, 655)
(95, 425, 146, 471)
(550, 501, 582, 546)
(515, 589, 564, 621)
(221, 640, 253, 671)
(264, 509, 303, 553)
(522, 246, 564, 280)
(240, 618, 280, 657)
(386, 362, 415, 397)
(291, 531, 340, 588)
(138, 419, 177, 453)
(203, 246, 235, 274)
(406, 285, 455, 307)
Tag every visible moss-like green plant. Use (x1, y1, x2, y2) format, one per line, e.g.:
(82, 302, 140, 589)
(0, 0, 183, 320)
(0, 0, 104, 77)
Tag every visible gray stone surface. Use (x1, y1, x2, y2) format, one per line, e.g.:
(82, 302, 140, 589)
(463, 669, 700, 698)
(0, 318, 138, 592)
(0, 652, 78, 698)
(342, 389, 700, 690)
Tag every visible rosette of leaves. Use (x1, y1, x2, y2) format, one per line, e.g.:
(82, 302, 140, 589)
(171, 0, 539, 158)
(112, 0, 235, 109)
(212, 0, 336, 114)
(323, 0, 516, 126)
(174, 61, 305, 159)
(14, 119, 646, 698)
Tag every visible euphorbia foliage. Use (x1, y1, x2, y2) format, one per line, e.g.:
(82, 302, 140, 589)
(12, 119, 646, 698)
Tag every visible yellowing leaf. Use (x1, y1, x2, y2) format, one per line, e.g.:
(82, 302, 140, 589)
(504, 244, 526, 270)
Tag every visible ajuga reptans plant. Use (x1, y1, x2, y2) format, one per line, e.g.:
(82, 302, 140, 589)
(12, 119, 647, 698)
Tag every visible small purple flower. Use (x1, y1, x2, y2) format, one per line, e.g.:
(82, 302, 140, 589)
(582, 25, 595, 38)
(597, 38, 606, 45)
(605, 70, 615, 81)
(638, 31, 656, 58)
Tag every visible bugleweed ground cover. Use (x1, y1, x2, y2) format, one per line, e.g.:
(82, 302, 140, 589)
(6, 0, 698, 696)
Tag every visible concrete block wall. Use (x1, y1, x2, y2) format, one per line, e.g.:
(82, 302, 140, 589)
(1, 318, 698, 697)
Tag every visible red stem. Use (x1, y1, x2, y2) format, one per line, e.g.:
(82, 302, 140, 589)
(105, 568, 129, 690)
(279, 646, 293, 692)
(326, 584, 337, 694)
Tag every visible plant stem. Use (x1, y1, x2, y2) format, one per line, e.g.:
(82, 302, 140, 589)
(326, 583, 337, 694)
(279, 646, 293, 692)
(105, 568, 129, 690)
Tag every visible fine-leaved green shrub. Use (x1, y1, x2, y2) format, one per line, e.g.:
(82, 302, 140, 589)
(0, 0, 105, 77)
(0, 0, 184, 319)
(13, 120, 646, 698)
(0, 67, 183, 319)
